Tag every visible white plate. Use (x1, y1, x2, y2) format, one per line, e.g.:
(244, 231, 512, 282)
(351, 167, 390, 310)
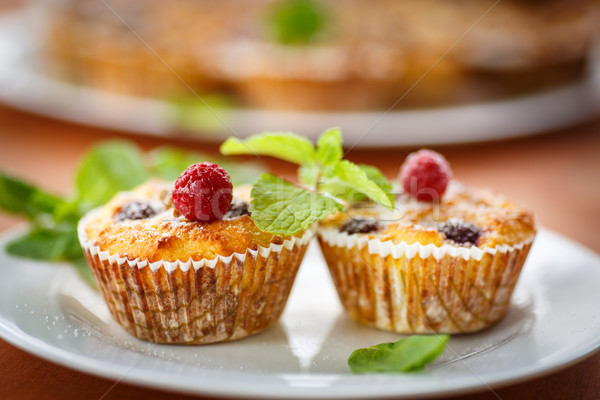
(0, 10, 600, 147)
(0, 228, 599, 399)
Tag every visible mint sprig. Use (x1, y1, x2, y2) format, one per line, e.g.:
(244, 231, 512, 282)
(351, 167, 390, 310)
(220, 132, 316, 166)
(75, 141, 149, 210)
(0, 172, 63, 220)
(348, 335, 449, 373)
(321, 160, 393, 205)
(315, 127, 343, 166)
(221, 128, 394, 235)
(5, 227, 82, 261)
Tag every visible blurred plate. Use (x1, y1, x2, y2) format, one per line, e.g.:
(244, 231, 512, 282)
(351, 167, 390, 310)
(0, 9, 599, 147)
(0, 229, 599, 398)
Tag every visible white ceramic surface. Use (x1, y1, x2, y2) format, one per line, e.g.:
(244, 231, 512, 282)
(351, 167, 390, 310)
(0, 228, 599, 399)
(0, 10, 599, 147)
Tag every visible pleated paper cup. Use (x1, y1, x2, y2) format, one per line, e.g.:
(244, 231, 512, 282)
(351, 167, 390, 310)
(318, 228, 535, 334)
(77, 212, 314, 344)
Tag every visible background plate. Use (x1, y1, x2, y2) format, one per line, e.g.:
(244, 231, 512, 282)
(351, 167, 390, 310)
(0, 10, 599, 147)
(0, 228, 599, 399)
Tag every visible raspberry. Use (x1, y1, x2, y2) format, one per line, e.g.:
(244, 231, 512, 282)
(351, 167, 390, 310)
(399, 149, 452, 202)
(172, 162, 233, 222)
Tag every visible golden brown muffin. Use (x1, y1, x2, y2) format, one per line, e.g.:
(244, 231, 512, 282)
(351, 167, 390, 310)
(78, 179, 313, 344)
(317, 181, 536, 334)
(84, 180, 285, 261)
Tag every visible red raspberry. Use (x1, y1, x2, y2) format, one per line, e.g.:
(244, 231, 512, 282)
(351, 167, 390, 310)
(172, 162, 233, 222)
(399, 149, 452, 202)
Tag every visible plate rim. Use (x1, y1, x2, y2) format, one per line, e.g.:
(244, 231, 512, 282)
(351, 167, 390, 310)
(1, 317, 599, 400)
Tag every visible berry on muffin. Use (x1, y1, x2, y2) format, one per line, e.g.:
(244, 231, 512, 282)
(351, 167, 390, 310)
(172, 162, 233, 222)
(399, 149, 452, 202)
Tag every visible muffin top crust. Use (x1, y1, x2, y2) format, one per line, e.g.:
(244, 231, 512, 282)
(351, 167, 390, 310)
(81, 179, 291, 262)
(320, 181, 536, 248)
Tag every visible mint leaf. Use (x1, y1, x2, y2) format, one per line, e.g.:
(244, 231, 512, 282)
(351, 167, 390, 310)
(220, 132, 316, 166)
(322, 160, 394, 208)
(298, 128, 342, 187)
(6, 228, 95, 286)
(316, 127, 343, 167)
(250, 173, 342, 235)
(348, 335, 449, 373)
(75, 141, 149, 209)
(0, 172, 63, 219)
(359, 164, 393, 194)
(52, 200, 82, 224)
(354, 164, 396, 204)
(6, 227, 82, 261)
(269, 0, 326, 45)
(298, 164, 319, 187)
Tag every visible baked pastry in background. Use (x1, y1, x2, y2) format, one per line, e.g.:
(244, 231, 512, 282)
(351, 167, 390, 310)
(40, 0, 598, 110)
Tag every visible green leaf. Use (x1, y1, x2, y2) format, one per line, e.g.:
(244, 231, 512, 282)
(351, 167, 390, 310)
(6, 227, 95, 287)
(298, 164, 319, 187)
(6, 227, 82, 262)
(52, 200, 84, 225)
(75, 141, 149, 209)
(321, 160, 394, 208)
(268, 0, 327, 45)
(350, 164, 395, 204)
(0, 172, 63, 219)
(220, 132, 316, 166)
(249, 173, 343, 235)
(359, 164, 393, 193)
(348, 335, 449, 373)
(316, 127, 343, 167)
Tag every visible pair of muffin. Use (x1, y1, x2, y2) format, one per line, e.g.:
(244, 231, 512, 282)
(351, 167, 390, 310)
(78, 150, 535, 344)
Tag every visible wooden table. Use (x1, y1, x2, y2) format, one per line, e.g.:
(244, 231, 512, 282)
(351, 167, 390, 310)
(0, 103, 599, 399)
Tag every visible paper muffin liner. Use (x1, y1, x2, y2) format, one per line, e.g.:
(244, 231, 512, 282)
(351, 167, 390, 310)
(77, 212, 314, 344)
(318, 228, 535, 334)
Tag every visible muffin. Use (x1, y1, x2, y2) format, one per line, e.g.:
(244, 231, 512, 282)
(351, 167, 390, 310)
(41, 0, 247, 97)
(210, 40, 406, 111)
(77, 164, 313, 344)
(317, 151, 536, 334)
